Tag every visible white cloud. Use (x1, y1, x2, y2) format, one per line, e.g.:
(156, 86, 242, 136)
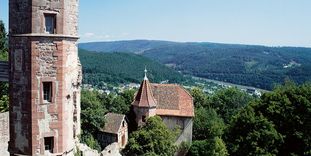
(83, 32, 95, 38)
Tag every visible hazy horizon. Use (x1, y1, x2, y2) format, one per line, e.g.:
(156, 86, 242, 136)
(1, 0, 311, 47)
(79, 39, 311, 48)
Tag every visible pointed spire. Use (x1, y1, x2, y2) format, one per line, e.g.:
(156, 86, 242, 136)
(132, 67, 157, 108)
(144, 66, 148, 80)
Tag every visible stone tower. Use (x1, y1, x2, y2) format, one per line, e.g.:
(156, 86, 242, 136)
(8, 0, 81, 155)
(132, 69, 157, 126)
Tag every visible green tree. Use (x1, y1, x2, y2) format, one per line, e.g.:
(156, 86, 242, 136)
(0, 20, 8, 112)
(104, 93, 130, 114)
(193, 107, 225, 140)
(189, 137, 228, 156)
(123, 116, 178, 156)
(81, 90, 106, 133)
(209, 87, 254, 124)
(80, 132, 101, 151)
(120, 89, 136, 106)
(191, 87, 209, 108)
(251, 82, 311, 155)
(0, 20, 8, 61)
(80, 90, 106, 151)
(225, 105, 284, 156)
(0, 94, 9, 112)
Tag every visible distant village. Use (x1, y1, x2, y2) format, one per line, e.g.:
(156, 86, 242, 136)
(82, 78, 263, 97)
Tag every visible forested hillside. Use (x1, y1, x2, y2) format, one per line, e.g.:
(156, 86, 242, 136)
(79, 40, 311, 90)
(79, 40, 178, 54)
(78, 49, 185, 86)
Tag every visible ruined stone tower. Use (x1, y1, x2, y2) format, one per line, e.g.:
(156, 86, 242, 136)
(9, 0, 81, 155)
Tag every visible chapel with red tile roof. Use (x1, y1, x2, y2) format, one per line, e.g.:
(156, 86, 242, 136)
(132, 68, 194, 144)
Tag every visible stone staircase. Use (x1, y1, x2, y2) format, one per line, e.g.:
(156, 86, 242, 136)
(0, 61, 9, 82)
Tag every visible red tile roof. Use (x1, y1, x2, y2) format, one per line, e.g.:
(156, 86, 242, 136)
(132, 79, 194, 117)
(151, 84, 194, 117)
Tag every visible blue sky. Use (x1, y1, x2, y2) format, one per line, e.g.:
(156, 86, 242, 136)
(1, 0, 311, 47)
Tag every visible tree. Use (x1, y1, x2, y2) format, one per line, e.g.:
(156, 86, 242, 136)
(123, 116, 178, 156)
(189, 137, 228, 156)
(80, 90, 106, 151)
(225, 105, 284, 156)
(191, 87, 209, 108)
(103, 93, 130, 115)
(0, 20, 8, 61)
(0, 20, 8, 112)
(0, 94, 9, 113)
(120, 89, 136, 106)
(209, 87, 255, 124)
(81, 90, 106, 133)
(251, 82, 311, 155)
(80, 132, 101, 152)
(191, 107, 227, 156)
(193, 107, 225, 140)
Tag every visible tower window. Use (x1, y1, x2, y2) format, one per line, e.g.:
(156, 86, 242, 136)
(43, 82, 52, 103)
(44, 137, 54, 153)
(45, 14, 56, 34)
(142, 116, 146, 122)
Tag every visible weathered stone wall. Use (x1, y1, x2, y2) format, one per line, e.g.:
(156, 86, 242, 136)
(0, 112, 9, 156)
(9, 0, 32, 34)
(161, 116, 193, 144)
(30, 38, 81, 155)
(9, 36, 32, 154)
(9, 0, 81, 155)
(101, 143, 122, 156)
(64, 0, 79, 36)
(31, 0, 64, 34)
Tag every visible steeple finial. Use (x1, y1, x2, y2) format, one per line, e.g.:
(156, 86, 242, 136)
(144, 66, 148, 80)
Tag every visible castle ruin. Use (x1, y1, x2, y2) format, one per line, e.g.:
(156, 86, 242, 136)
(8, 0, 81, 155)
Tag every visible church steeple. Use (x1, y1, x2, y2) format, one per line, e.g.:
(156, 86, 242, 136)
(132, 67, 156, 108)
(132, 67, 157, 126)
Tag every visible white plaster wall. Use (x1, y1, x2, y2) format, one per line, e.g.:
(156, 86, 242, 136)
(161, 116, 193, 144)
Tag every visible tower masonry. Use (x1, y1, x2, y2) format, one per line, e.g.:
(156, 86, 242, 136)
(9, 0, 81, 155)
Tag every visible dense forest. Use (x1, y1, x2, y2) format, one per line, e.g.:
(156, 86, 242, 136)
(188, 82, 311, 155)
(80, 40, 311, 90)
(81, 82, 311, 155)
(78, 49, 185, 86)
